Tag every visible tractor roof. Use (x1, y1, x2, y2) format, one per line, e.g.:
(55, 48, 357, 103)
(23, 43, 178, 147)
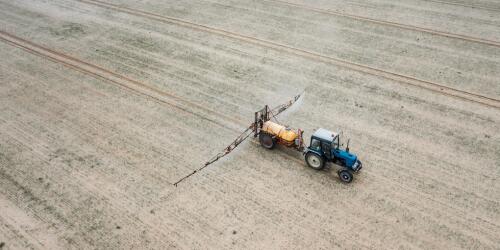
(312, 128, 337, 142)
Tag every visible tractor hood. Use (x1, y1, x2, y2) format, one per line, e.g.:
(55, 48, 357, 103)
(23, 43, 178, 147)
(337, 150, 358, 167)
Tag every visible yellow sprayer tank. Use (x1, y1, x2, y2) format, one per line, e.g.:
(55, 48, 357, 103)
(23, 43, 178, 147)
(262, 121, 298, 146)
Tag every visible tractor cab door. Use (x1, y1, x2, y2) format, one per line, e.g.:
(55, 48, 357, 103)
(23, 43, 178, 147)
(321, 141, 332, 160)
(330, 136, 340, 159)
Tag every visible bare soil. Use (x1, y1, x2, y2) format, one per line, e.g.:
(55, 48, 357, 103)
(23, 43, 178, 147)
(0, 0, 499, 249)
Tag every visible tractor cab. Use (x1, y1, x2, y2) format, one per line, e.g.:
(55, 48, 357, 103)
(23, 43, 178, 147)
(304, 128, 362, 183)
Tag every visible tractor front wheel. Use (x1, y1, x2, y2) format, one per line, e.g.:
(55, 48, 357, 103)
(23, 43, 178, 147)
(259, 133, 276, 149)
(338, 169, 353, 183)
(305, 152, 325, 170)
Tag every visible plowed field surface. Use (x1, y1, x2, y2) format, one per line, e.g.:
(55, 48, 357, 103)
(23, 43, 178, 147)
(0, 0, 499, 249)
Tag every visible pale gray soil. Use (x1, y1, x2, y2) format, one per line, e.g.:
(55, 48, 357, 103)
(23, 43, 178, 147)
(0, 0, 499, 249)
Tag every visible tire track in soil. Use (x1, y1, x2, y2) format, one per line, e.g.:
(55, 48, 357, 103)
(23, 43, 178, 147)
(0, 30, 245, 132)
(78, 0, 500, 109)
(1, 57, 215, 186)
(268, 0, 500, 47)
(424, 0, 500, 12)
(0, 45, 242, 199)
(0, 29, 286, 185)
(0, 30, 247, 184)
(0, 30, 283, 189)
(0, 30, 260, 185)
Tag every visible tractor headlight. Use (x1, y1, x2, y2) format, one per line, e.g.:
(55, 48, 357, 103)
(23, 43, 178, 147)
(352, 161, 359, 170)
(351, 160, 361, 172)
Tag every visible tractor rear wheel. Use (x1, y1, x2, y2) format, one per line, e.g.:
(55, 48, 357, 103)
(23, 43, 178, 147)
(305, 152, 325, 170)
(259, 133, 276, 149)
(338, 169, 353, 183)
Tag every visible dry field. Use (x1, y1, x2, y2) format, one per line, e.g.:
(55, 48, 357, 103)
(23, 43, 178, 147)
(0, 0, 499, 249)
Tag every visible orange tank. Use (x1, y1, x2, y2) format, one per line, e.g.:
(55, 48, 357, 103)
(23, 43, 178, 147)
(262, 121, 299, 147)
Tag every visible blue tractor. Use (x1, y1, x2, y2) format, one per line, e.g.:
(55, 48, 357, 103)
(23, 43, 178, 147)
(253, 105, 362, 183)
(304, 128, 362, 183)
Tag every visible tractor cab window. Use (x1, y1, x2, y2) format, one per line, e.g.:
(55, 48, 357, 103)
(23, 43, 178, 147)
(310, 138, 321, 151)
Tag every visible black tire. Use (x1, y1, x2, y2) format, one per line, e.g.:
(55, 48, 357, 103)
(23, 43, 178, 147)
(305, 152, 325, 170)
(259, 133, 275, 149)
(338, 169, 353, 183)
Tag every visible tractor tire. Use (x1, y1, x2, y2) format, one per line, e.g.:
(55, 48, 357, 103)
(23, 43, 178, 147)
(259, 133, 276, 149)
(338, 169, 353, 183)
(305, 152, 325, 170)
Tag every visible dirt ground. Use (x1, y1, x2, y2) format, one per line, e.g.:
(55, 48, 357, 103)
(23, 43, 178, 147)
(0, 0, 499, 249)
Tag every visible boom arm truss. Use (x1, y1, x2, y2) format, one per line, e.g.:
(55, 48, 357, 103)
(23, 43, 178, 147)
(173, 93, 302, 186)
